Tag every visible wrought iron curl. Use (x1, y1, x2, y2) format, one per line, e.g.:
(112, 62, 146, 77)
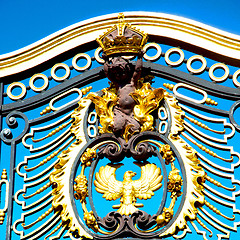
(1, 110, 29, 144)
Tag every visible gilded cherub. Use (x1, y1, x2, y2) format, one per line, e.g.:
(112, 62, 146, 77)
(102, 52, 144, 137)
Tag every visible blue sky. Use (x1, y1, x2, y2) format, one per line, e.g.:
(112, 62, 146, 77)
(1, 0, 240, 55)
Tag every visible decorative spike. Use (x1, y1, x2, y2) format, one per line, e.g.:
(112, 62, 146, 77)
(23, 182, 52, 199)
(40, 106, 52, 115)
(22, 207, 54, 229)
(205, 98, 218, 106)
(185, 115, 225, 134)
(32, 120, 72, 142)
(81, 86, 92, 95)
(1, 169, 7, 180)
(44, 222, 62, 240)
(163, 83, 175, 91)
(25, 150, 59, 172)
(204, 202, 235, 221)
(196, 217, 213, 237)
(205, 175, 236, 191)
(0, 211, 5, 225)
(183, 133, 233, 162)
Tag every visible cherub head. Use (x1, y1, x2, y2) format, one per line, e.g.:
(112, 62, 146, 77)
(104, 55, 134, 85)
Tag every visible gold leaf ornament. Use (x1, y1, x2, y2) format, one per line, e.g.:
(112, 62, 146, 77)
(131, 82, 165, 132)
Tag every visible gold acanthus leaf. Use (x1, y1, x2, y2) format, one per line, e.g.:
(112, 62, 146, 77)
(130, 82, 165, 132)
(87, 88, 118, 134)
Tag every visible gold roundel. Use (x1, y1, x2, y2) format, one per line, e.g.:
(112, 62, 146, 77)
(209, 63, 229, 82)
(94, 47, 105, 64)
(7, 82, 27, 100)
(232, 69, 240, 87)
(29, 73, 49, 92)
(165, 48, 184, 66)
(143, 43, 162, 61)
(187, 55, 207, 74)
(51, 63, 70, 81)
(72, 53, 92, 72)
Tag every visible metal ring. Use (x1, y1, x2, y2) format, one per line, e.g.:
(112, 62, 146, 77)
(7, 82, 27, 100)
(143, 43, 162, 61)
(29, 73, 49, 92)
(232, 69, 240, 87)
(158, 107, 168, 120)
(49, 88, 82, 111)
(187, 55, 207, 74)
(51, 63, 70, 81)
(165, 48, 184, 66)
(94, 47, 105, 64)
(173, 83, 207, 104)
(209, 63, 229, 82)
(72, 53, 92, 72)
(87, 125, 97, 138)
(88, 112, 97, 124)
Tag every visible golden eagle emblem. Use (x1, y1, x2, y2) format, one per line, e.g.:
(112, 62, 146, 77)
(94, 163, 163, 216)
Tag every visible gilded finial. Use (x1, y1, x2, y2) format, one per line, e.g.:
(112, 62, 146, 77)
(1, 169, 7, 180)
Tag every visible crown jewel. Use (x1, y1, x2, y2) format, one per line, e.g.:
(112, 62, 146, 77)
(97, 13, 148, 56)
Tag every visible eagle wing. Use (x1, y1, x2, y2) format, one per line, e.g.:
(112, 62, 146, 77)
(133, 163, 163, 200)
(94, 164, 123, 201)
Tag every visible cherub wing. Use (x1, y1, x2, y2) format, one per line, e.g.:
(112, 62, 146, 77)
(94, 164, 123, 201)
(133, 163, 163, 200)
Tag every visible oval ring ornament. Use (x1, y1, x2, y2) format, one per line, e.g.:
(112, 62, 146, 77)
(173, 83, 208, 104)
(49, 88, 83, 111)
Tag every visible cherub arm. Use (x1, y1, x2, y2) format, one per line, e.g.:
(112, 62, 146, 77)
(131, 50, 144, 85)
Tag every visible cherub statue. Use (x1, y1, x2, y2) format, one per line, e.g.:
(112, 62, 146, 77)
(102, 51, 144, 137)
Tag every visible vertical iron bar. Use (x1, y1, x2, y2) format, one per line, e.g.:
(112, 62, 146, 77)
(5, 141, 16, 240)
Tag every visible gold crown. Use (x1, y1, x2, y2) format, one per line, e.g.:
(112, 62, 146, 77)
(96, 13, 148, 56)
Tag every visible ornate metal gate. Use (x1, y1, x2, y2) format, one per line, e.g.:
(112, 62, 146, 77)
(0, 12, 240, 240)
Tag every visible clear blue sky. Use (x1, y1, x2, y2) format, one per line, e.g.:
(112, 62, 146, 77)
(1, 0, 240, 55)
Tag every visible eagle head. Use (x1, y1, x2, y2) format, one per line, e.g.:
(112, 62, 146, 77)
(123, 171, 136, 181)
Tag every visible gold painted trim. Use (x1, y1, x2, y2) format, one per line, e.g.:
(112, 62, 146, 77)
(7, 82, 27, 100)
(2, 12, 240, 77)
(208, 63, 229, 82)
(29, 73, 49, 92)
